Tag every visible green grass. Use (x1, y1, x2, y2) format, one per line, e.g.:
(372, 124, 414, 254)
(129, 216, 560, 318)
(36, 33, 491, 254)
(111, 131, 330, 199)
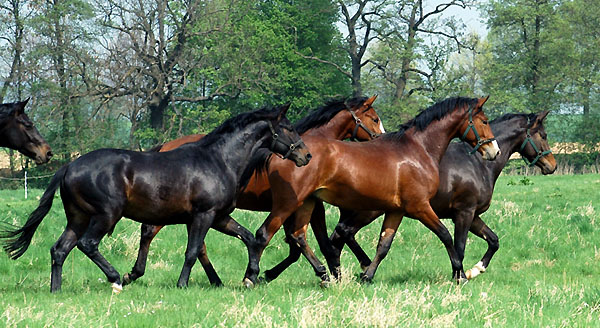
(1, 174, 599, 327)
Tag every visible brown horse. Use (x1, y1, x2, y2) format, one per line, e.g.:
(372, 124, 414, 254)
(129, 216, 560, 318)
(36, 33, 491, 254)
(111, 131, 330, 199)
(122, 96, 385, 286)
(243, 96, 501, 287)
(265, 111, 556, 283)
(0, 99, 52, 164)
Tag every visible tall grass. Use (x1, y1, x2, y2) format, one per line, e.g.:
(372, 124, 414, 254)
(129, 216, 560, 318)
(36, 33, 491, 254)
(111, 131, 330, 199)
(1, 174, 599, 327)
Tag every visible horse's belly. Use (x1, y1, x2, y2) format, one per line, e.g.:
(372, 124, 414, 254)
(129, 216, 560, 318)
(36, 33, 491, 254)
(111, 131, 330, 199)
(313, 187, 399, 211)
(123, 197, 193, 225)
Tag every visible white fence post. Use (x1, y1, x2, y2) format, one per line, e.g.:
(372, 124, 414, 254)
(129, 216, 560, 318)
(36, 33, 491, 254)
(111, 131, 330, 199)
(24, 171, 27, 199)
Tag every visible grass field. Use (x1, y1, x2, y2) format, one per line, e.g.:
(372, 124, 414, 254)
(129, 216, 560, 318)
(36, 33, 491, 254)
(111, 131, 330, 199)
(0, 174, 599, 327)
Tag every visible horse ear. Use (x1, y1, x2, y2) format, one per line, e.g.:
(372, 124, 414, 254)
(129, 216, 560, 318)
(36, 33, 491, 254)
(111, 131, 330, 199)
(11, 99, 28, 116)
(364, 95, 378, 108)
(276, 102, 291, 121)
(477, 95, 490, 107)
(537, 110, 550, 123)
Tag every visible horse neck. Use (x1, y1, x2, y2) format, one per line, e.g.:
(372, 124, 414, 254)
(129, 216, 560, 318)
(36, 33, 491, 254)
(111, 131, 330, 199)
(302, 110, 354, 140)
(0, 116, 12, 146)
(485, 117, 529, 178)
(412, 108, 469, 164)
(203, 121, 271, 178)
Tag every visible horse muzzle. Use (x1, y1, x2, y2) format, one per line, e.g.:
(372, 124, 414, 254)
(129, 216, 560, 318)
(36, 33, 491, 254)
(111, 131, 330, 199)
(480, 140, 501, 161)
(290, 150, 311, 167)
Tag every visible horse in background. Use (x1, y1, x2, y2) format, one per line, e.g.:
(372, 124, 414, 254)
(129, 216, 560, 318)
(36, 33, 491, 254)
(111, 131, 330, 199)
(0, 103, 310, 293)
(0, 99, 52, 164)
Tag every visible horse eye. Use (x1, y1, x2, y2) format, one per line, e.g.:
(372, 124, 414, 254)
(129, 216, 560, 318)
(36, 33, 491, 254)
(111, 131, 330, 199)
(482, 120, 488, 125)
(374, 118, 379, 123)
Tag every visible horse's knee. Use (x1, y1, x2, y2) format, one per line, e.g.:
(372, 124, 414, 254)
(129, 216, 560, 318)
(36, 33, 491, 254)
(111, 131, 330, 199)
(487, 231, 499, 252)
(50, 245, 68, 265)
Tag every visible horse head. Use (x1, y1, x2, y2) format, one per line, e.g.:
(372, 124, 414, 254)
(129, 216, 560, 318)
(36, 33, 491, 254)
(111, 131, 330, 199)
(0, 99, 52, 165)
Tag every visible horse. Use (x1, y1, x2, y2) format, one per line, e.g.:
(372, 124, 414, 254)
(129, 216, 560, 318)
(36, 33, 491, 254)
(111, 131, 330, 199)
(265, 111, 556, 283)
(0, 99, 52, 164)
(0, 103, 311, 293)
(122, 96, 384, 286)
(243, 96, 501, 287)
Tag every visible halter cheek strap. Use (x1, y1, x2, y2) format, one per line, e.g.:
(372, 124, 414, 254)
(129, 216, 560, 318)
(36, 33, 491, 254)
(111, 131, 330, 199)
(460, 104, 495, 155)
(520, 129, 552, 167)
(347, 108, 380, 141)
(268, 121, 306, 160)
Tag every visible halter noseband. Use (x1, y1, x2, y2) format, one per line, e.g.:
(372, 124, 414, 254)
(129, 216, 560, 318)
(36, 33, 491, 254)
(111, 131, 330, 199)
(519, 123, 552, 167)
(347, 107, 380, 141)
(460, 104, 495, 155)
(267, 121, 305, 160)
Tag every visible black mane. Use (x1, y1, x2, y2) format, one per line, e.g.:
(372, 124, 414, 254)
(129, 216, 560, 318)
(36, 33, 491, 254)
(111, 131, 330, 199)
(491, 112, 536, 127)
(293, 96, 368, 134)
(382, 97, 478, 141)
(197, 104, 283, 147)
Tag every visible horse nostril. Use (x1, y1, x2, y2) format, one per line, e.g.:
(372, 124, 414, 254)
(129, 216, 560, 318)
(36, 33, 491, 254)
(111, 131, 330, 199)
(306, 153, 312, 161)
(47, 150, 53, 158)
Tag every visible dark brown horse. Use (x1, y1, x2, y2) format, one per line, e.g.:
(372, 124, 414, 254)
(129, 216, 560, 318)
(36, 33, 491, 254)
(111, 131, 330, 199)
(0, 99, 52, 164)
(0, 104, 311, 292)
(123, 96, 384, 286)
(243, 96, 501, 287)
(265, 111, 556, 282)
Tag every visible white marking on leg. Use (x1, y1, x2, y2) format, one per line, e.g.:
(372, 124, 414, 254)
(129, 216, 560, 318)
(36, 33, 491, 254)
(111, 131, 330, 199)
(111, 282, 123, 294)
(465, 261, 486, 280)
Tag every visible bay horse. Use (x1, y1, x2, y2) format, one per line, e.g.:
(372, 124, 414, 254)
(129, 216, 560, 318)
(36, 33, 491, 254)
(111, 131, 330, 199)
(0, 103, 311, 293)
(122, 96, 384, 286)
(243, 96, 501, 287)
(0, 99, 52, 164)
(265, 111, 556, 282)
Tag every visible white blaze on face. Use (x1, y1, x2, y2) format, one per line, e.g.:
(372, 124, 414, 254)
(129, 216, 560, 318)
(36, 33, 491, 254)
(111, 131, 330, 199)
(379, 120, 386, 134)
(491, 139, 500, 154)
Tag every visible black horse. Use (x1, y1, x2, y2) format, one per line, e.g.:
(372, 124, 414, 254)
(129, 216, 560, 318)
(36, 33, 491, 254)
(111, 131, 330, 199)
(263, 111, 556, 282)
(0, 99, 52, 164)
(1, 103, 311, 293)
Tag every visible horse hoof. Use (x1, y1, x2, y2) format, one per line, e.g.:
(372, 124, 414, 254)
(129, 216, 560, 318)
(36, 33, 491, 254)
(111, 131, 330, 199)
(457, 277, 469, 285)
(122, 273, 132, 286)
(111, 282, 123, 294)
(360, 274, 373, 284)
(243, 278, 255, 289)
(320, 280, 331, 289)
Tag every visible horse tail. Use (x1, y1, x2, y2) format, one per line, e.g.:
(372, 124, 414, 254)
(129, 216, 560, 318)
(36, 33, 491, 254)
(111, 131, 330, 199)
(0, 165, 67, 260)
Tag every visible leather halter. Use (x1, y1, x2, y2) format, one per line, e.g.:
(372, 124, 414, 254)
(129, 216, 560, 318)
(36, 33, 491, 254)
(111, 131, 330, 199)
(347, 107, 380, 141)
(268, 121, 305, 159)
(460, 104, 495, 155)
(519, 122, 552, 167)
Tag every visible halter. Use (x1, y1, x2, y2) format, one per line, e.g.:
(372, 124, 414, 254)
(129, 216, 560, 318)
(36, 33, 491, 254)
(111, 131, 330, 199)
(267, 121, 305, 160)
(460, 104, 495, 155)
(519, 126, 552, 167)
(347, 108, 380, 141)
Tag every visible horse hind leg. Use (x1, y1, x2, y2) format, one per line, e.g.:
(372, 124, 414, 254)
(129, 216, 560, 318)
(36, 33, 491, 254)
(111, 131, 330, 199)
(361, 211, 403, 283)
(123, 224, 163, 285)
(466, 215, 499, 278)
(50, 225, 85, 293)
(76, 214, 123, 293)
(177, 211, 215, 288)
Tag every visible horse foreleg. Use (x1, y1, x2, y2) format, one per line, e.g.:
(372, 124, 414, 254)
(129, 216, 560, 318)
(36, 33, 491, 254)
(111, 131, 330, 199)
(361, 211, 403, 283)
(467, 215, 499, 278)
(245, 208, 295, 287)
(177, 211, 215, 288)
(452, 208, 476, 279)
(412, 204, 465, 283)
(123, 224, 163, 285)
(263, 214, 302, 282)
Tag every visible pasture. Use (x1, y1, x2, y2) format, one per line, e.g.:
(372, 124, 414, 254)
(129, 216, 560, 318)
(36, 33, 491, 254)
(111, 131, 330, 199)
(1, 173, 598, 327)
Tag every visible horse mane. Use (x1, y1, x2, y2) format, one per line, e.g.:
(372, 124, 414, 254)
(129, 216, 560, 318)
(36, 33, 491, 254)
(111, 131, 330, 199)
(491, 112, 537, 127)
(0, 103, 16, 120)
(238, 148, 272, 193)
(381, 97, 479, 142)
(196, 104, 283, 147)
(293, 96, 368, 134)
